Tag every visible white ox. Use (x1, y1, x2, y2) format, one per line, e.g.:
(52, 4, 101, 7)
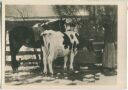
(40, 30, 79, 74)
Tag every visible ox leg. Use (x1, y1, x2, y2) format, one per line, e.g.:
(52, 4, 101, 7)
(64, 56, 68, 71)
(43, 57, 47, 74)
(10, 44, 22, 73)
(43, 58, 47, 74)
(33, 49, 41, 67)
(40, 48, 44, 73)
(48, 56, 53, 75)
(42, 48, 47, 75)
(69, 52, 75, 70)
(11, 53, 19, 73)
(34, 49, 39, 61)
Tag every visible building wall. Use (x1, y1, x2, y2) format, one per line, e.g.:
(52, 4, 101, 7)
(5, 5, 57, 17)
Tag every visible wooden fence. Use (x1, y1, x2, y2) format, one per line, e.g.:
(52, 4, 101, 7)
(5, 31, 41, 63)
(5, 31, 104, 66)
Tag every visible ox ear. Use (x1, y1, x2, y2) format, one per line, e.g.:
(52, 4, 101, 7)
(75, 33, 79, 37)
(62, 18, 66, 22)
(75, 33, 79, 40)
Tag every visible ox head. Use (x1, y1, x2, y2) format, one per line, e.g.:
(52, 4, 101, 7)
(65, 22, 78, 32)
(33, 23, 42, 28)
(40, 19, 66, 32)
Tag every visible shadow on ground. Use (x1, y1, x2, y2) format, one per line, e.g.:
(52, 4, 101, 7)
(5, 62, 104, 85)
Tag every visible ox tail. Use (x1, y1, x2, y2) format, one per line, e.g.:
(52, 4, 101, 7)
(41, 35, 50, 57)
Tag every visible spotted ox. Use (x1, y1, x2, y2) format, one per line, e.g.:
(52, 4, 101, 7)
(8, 19, 66, 73)
(40, 30, 79, 75)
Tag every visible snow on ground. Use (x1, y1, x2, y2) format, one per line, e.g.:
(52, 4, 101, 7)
(5, 64, 117, 86)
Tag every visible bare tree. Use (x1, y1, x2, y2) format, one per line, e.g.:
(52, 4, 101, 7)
(15, 7, 32, 22)
(86, 5, 117, 75)
(102, 6, 117, 75)
(53, 5, 117, 76)
(15, 7, 41, 62)
(53, 5, 88, 26)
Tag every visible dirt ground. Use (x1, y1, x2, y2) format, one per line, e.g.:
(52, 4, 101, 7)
(5, 63, 117, 86)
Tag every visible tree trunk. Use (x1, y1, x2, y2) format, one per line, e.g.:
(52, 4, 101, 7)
(102, 42, 117, 69)
(102, 6, 117, 69)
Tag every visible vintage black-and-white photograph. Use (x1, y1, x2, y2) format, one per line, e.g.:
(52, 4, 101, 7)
(0, 2, 2, 87)
(5, 5, 117, 86)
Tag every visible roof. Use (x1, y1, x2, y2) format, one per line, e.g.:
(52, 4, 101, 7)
(6, 5, 57, 17)
(6, 5, 89, 19)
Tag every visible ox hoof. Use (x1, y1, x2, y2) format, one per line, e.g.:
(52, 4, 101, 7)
(13, 69, 18, 74)
(40, 72, 43, 75)
(43, 72, 47, 76)
(43, 70, 47, 74)
(43, 74, 47, 77)
(69, 68, 74, 71)
(64, 67, 67, 71)
(50, 74, 54, 78)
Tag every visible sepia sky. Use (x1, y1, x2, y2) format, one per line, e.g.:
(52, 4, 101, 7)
(6, 5, 57, 17)
(5, 5, 89, 17)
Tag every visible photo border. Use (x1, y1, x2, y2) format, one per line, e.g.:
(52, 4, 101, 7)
(1, 0, 127, 90)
